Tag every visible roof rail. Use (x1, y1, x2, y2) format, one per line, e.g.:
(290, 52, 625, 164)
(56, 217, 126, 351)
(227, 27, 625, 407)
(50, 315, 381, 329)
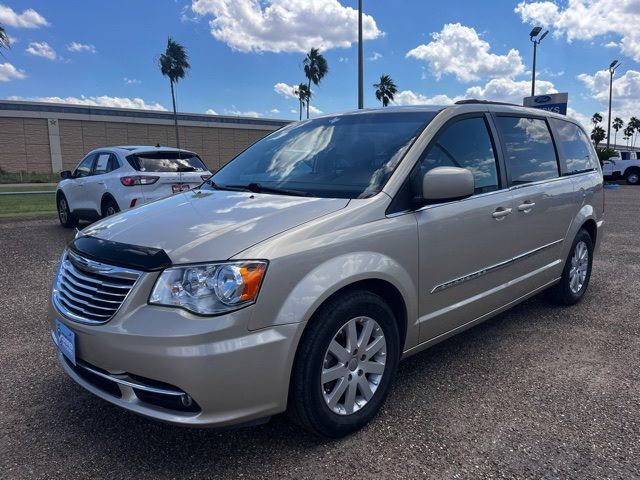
(454, 99, 520, 107)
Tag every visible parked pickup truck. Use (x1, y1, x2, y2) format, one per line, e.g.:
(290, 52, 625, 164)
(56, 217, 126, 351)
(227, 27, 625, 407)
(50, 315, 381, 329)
(603, 151, 640, 185)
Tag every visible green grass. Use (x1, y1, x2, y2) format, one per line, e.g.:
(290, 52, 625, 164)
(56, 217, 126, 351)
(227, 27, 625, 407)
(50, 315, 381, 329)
(0, 192, 57, 217)
(0, 184, 57, 193)
(0, 170, 60, 184)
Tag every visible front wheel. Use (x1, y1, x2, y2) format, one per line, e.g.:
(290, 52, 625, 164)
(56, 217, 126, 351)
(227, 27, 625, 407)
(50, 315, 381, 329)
(546, 229, 593, 305)
(289, 290, 400, 438)
(57, 193, 78, 228)
(625, 169, 640, 185)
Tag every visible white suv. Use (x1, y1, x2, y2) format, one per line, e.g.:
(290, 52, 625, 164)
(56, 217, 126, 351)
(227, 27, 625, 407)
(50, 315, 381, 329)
(603, 150, 640, 185)
(56, 146, 212, 228)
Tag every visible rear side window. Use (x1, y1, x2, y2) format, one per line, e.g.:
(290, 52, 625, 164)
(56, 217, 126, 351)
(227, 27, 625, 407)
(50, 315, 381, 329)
(127, 151, 207, 173)
(93, 153, 116, 175)
(550, 119, 597, 174)
(496, 116, 559, 184)
(621, 152, 631, 160)
(416, 116, 500, 194)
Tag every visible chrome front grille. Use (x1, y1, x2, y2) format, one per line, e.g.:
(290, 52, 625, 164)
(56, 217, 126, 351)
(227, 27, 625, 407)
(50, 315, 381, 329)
(53, 251, 142, 324)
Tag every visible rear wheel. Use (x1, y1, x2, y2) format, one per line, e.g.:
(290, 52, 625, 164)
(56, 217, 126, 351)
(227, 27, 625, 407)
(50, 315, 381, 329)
(625, 169, 640, 185)
(289, 290, 400, 438)
(101, 197, 120, 217)
(546, 229, 593, 305)
(57, 193, 78, 228)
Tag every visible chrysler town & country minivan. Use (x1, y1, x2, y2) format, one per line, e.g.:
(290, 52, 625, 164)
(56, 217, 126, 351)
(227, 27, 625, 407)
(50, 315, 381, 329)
(50, 102, 604, 437)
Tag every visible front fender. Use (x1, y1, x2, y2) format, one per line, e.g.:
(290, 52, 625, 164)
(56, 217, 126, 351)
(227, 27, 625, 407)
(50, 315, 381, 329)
(249, 252, 420, 350)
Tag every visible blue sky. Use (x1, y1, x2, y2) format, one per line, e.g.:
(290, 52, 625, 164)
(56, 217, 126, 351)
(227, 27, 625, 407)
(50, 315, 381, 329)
(1, 0, 639, 130)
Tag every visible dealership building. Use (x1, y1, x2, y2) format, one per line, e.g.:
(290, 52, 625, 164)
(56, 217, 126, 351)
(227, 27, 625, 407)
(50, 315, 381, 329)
(0, 100, 289, 174)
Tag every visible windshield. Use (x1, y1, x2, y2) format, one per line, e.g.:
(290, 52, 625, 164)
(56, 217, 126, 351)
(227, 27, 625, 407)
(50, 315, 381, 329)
(208, 111, 436, 199)
(127, 151, 207, 172)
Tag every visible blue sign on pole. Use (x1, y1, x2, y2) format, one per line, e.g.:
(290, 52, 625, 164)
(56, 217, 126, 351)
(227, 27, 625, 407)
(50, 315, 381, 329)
(523, 93, 568, 115)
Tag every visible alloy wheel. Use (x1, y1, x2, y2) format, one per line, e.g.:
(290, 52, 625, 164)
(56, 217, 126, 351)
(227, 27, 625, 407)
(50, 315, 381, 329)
(569, 240, 589, 294)
(58, 198, 68, 224)
(321, 316, 387, 416)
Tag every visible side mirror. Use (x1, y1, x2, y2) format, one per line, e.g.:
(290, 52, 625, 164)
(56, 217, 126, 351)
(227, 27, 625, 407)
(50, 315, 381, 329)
(60, 170, 73, 179)
(422, 166, 474, 203)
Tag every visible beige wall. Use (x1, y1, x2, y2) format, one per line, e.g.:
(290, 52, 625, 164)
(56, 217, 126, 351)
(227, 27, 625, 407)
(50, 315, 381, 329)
(0, 117, 51, 173)
(0, 117, 273, 173)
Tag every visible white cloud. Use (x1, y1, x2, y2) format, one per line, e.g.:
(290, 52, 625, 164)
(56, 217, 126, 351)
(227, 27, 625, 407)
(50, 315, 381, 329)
(191, 0, 382, 53)
(67, 42, 96, 53)
(7, 95, 167, 111)
(393, 77, 558, 107)
(393, 90, 458, 106)
(338, 56, 349, 63)
(0, 4, 48, 28)
(25, 41, 56, 60)
(566, 107, 593, 132)
(224, 108, 262, 118)
(578, 69, 640, 120)
(603, 41, 619, 48)
(309, 105, 322, 115)
(274, 82, 298, 99)
(515, 0, 640, 62)
(205, 108, 218, 115)
(270, 108, 280, 113)
(406, 23, 525, 82)
(368, 51, 382, 61)
(0, 62, 26, 81)
(465, 77, 557, 104)
(124, 77, 141, 85)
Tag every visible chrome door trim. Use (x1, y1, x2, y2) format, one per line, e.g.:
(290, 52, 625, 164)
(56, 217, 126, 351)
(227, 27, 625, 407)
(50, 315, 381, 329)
(430, 239, 563, 294)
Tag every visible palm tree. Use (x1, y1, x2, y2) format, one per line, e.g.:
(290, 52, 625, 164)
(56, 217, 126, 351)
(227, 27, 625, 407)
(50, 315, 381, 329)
(373, 74, 398, 107)
(630, 117, 640, 148)
(612, 117, 624, 147)
(159, 37, 190, 149)
(624, 125, 634, 148)
(0, 24, 10, 51)
(294, 83, 310, 121)
(591, 125, 606, 148)
(303, 48, 328, 119)
(591, 112, 603, 126)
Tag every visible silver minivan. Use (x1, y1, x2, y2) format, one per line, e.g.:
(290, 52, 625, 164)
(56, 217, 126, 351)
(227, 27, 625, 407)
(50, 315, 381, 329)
(49, 102, 604, 437)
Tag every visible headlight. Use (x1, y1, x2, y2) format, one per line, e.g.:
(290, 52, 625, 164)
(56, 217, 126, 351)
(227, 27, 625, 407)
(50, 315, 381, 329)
(149, 261, 267, 315)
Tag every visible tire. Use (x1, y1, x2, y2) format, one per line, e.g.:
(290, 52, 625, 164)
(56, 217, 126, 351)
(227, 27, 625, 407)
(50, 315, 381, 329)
(289, 290, 400, 438)
(625, 169, 640, 185)
(101, 197, 120, 217)
(546, 229, 594, 305)
(57, 193, 78, 228)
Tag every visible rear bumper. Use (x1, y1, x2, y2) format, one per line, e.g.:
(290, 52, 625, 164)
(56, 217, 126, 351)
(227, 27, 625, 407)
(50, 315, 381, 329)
(49, 299, 306, 427)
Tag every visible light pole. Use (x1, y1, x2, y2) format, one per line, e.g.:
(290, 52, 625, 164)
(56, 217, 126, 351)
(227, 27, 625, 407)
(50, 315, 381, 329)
(529, 26, 549, 96)
(606, 59, 620, 149)
(358, 0, 363, 109)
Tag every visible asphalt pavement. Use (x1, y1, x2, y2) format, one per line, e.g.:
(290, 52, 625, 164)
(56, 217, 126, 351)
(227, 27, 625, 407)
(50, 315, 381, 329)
(1, 186, 638, 479)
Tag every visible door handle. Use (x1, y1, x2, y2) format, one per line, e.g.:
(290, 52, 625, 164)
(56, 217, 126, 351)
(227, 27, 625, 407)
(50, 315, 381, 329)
(98, 181, 105, 185)
(517, 201, 536, 212)
(492, 207, 512, 219)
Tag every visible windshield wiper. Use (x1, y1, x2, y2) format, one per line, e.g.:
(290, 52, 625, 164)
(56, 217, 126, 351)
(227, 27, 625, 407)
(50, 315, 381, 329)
(201, 180, 252, 192)
(225, 182, 311, 197)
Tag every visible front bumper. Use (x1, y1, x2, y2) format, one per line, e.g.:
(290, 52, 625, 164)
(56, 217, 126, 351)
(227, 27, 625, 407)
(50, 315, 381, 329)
(49, 293, 306, 427)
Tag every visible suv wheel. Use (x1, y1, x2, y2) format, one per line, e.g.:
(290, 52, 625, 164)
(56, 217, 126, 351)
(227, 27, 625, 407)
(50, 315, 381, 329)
(57, 193, 78, 228)
(102, 197, 120, 217)
(625, 169, 640, 185)
(289, 290, 400, 438)
(546, 229, 593, 305)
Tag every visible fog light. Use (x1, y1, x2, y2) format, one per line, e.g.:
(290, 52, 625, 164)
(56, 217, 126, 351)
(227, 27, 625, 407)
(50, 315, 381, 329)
(181, 394, 193, 407)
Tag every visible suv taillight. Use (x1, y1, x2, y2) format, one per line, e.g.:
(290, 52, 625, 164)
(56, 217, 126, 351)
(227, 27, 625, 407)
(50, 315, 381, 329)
(120, 175, 159, 186)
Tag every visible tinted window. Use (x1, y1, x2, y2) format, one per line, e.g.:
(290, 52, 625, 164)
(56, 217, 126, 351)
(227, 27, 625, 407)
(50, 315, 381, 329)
(93, 153, 112, 175)
(74, 154, 95, 178)
(550, 119, 597, 173)
(621, 151, 631, 160)
(210, 112, 436, 199)
(127, 151, 207, 173)
(416, 116, 500, 194)
(496, 116, 559, 184)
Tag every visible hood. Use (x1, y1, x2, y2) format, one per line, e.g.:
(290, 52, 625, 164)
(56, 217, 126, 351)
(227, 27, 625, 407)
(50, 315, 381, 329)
(81, 190, 349, 263)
